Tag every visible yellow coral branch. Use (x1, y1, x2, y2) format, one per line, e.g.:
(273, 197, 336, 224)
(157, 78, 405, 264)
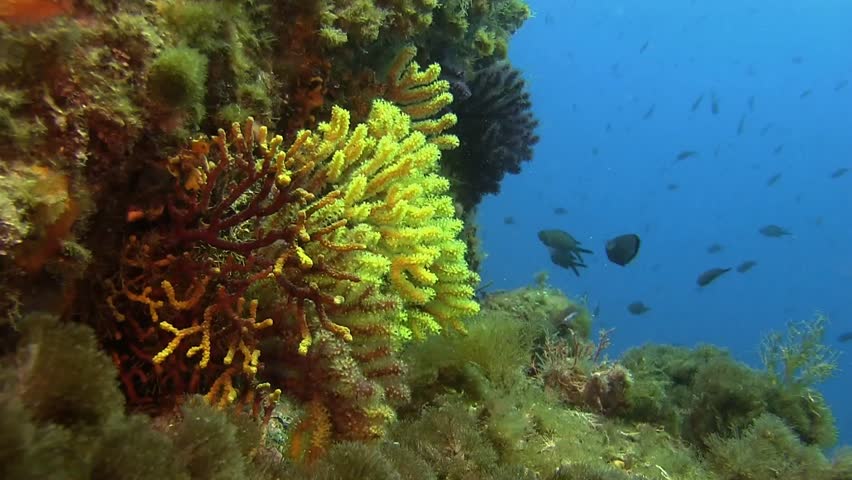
(124, 286, 164, 322)
(205, 367, 240, 408)
(161, 276, 209, 311)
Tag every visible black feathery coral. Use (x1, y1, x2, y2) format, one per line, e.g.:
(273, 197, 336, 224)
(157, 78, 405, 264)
(444, 61, 540, 211)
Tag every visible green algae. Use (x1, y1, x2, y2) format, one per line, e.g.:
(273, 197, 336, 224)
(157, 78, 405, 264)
(147, 47, 208, 120)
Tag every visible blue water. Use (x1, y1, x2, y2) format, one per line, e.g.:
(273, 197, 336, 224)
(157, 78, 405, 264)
(479, 0, 852, 446)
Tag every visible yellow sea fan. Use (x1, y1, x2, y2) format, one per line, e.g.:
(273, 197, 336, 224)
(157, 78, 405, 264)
(385, 46, 458, 145)
(257, 98, 478, 341)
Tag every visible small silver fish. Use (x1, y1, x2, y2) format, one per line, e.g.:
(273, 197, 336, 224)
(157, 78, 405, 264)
(562, 311, 579, 324)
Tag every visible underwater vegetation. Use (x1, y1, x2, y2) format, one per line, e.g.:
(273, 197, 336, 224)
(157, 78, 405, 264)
(1, 1, 850, 479)
(313, 0, 439, 47)
(0, 0, 486, 453)
(421, 0, 532, 66)
(620, 312, 840, 450)
(0, 314, 282, 480)
(3, 279, 851, 479)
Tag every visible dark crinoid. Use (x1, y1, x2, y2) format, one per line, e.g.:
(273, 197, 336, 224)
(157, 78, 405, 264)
(444, 61, 540, 211)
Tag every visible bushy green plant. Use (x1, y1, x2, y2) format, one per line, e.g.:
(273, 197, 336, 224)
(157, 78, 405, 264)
(0, 314, 286, 480)
(621, 337, 839, 449)
(765, 382, 837, 447)
(760, 312, 839, 387)
(830, 448, 852, 479)
(705, 414, 832, 480)
(16, 313, 124, 429)
(146, 47, 208, 119)
(683, 356, 770, 447)
(312, 442, 403, 480)
(547, 463, 637, 480)
(403, 303, 537, 408)
(392, 395, 499, 479)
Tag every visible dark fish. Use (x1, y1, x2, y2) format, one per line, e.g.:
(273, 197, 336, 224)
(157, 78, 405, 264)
(766, 173, 782, 186)
(830, 167, 848, 179)
(592, 147, 599, 156)
(706, 243, 724, 254)
(539, 229, 583, 251)
(691, 94, 704, 112)
(838, 332, 852, 343)
(643, 105, 655, 119)
(539, 229, 593, 276)
(747, 95, 755, 112)
(605, 233, 641, 266)
(697, 267, 731, 287)
(605, 122, 612, 132)
(760, 123, 773, 136)
(710, 92, 719, 114)
(736, 260, 757, 273)
(758, 224, 791, 237)
(835, 79, 849, 91)
(553, 207, 568, 215)
(675, 150, 698, 162)
(772, 144, 784, 155)
(639, 40, 649, 53)
(666, 183, 679, 191)
(627, 301, 651, 315)
(799, 89, 812, 99)
(791, 56, 804, 64)
(503, 216, 515, 225)
(549, 249, 588, 276)
(733, 116, 746, 137)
